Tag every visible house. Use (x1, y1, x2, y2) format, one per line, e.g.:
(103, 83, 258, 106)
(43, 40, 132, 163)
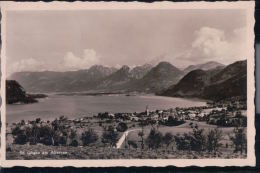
(189, 113, 196, 120)
(151, 114, 159, 121)
(108, 113, 115, 118)
(131, 116, 139, 121)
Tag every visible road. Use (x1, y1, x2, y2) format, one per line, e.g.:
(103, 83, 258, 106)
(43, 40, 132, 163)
(116, 128, 141, 149)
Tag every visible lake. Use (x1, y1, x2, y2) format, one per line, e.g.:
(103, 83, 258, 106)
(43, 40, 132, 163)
(6, 94, 207, 123)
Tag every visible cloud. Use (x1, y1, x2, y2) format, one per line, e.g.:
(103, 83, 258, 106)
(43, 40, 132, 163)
(7, 58, 45, 77)
(62, 49, 100, 71)
(7, 49, 101, 76)
(192, 27, 229, 57)
(180, 27, 247, 65)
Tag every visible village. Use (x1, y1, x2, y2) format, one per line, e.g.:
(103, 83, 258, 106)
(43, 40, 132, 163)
(93, 96, 247, 128)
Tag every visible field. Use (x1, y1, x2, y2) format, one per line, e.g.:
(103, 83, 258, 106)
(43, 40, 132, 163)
(6, 118, 247, 160)
(123, 120, 239, 150)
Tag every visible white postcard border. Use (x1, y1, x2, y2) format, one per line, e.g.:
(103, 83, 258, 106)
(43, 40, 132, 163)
(0, 1, 256, 167)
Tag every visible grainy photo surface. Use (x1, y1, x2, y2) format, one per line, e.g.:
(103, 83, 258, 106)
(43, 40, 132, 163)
(0, 1, 255, 167)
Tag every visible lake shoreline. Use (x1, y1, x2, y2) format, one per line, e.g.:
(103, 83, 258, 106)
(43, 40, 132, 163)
(7, 94, 207, 124)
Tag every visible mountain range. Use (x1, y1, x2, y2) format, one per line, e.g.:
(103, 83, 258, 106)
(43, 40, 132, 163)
(161, 60, 246, 101)
(10, 62, 179, 93)
(9, 60, 247, 101)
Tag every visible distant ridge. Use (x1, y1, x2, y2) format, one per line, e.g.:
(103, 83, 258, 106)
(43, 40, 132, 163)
(161, 60, 247, 101)
(130, 64, 153, 79)
(10, 62, 178, 93)
(183, 61, 225, 74)
(132, 61, 183, 93)
(10, 65, 117, 92)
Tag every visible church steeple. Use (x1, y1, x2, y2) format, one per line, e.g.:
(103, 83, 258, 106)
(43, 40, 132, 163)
(146, 105, 149, 116)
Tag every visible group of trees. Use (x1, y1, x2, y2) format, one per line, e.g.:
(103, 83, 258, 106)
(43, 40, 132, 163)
(161, 116, 185, 126)
(11, 118, 247, 155)
(177, 124, 246, 154)
(11, 117, 76, 146)
(145, 128, 175, 151)
(101, 126, 119, 148)
(138, 123, 247, 154)
(230, 127, 247, 154)
(116, 122, 128, 132)
(174, 124, 223, 154)
(11, 118, 120, 148)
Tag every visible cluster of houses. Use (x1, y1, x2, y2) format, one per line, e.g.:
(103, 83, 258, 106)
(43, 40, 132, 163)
(206, 109, 247, 127)
(97, 106, 175, 123)
(95, 101, 247, 127)
(209, 96, 247, 110)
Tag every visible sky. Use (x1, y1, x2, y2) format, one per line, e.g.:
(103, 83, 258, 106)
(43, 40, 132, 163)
(6, 9, 247, 76)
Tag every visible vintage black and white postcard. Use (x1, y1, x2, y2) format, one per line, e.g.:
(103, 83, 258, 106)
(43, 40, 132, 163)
(0, 1, 255, 167)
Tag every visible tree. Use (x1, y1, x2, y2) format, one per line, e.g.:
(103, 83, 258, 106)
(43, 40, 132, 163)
(163, 132, 173, 149)
(138, 131, 144, 150)
(69, 128, 77, 139)
(206, 128, 223, 154)
(81, 128, 99, 146)
(70, 139, 79, 147)
(235, 111, 242, 118)
(69, 128, 78, 147)
(28, 123, 40, 145)
(146, 128, 163, 150)
(230, 127, 247, 154)
(20, 120, 25, 126)
(39, 125, 54, 146)
(59, 116, 68, 122)
(36, 118, 41, 124)
(11, 125, 23, 136)
(116, 122, 128, 132)
(101, 126, 118, 148)
(189, 124, 206, 152)
(128, 140, 137, 149)
(53, 130, 67, 146)
(174, 124, 207, 152)
(13, 127, 28, 145)
(174, 133, 191, 151)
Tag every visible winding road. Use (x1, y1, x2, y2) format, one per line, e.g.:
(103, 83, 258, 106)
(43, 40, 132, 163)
(116, 128, 141, 149)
